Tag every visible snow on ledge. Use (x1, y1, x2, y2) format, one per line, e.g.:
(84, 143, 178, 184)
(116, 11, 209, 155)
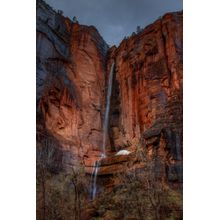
(115, 150, 131, 156)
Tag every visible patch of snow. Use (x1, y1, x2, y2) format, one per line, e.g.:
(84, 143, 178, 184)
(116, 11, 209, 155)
(115, 150, 131, 156)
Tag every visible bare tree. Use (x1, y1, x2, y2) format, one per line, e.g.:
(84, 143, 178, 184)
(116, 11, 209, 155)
(36, 136, 61, 220)
(69, 166, 87, 220)
(113, 144, 168, 220)
(37, 143, 52, 220)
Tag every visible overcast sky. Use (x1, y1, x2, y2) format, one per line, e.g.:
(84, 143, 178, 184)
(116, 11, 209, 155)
(45, 0, 182, 46)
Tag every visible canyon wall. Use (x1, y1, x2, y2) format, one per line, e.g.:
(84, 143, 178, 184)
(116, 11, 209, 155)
(37, 0, 182, 184)
(37, 0, 108, 166)
(107, 12, 183, 184)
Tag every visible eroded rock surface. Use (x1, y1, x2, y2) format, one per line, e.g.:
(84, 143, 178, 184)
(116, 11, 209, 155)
(37, 0, 108, 166)
(107, 12, 183, 184)
(37, 0, 182, 186)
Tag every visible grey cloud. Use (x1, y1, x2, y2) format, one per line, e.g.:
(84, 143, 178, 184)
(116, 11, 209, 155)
(45, 0, 182, 46)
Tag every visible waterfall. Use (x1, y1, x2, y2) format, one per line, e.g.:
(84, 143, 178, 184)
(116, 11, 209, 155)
(90, 160, 100, 200)
(90, 62, 115, 200)
(102, 62, 115, 157)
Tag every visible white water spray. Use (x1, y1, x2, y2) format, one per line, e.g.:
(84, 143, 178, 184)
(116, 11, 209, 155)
(90, 62, 115, 200)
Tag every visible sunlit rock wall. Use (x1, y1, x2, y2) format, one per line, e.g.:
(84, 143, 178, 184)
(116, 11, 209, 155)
(37, 0, 108, 166)
(37, 0, 182, 185)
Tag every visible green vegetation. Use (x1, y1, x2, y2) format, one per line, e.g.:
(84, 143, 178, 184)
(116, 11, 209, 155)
(36, 136, 89, 220)
(37, 166, 89, 220)
(91, 147, 182, 220)
(36, 138, 182, 220)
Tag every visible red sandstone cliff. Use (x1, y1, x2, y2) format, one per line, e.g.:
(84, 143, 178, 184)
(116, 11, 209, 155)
(37, 0, 108, 166)
(37, 0, 182, 184)
(107, 11, 183, 184)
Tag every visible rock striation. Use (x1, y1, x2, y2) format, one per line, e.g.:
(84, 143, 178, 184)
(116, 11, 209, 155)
(107, 11, 183, 185)
(37, 0, 108, 166)
(37, 0, 182, 186)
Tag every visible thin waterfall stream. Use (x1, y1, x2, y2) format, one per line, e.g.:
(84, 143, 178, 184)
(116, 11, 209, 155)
(90, 62, 115, 200)
(102, 62, 115, 158)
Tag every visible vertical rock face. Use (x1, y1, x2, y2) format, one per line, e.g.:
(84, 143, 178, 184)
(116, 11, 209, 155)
(37, 0, 182, 184)
(108, 12, 183, 184)
(37, 0, 108, 165)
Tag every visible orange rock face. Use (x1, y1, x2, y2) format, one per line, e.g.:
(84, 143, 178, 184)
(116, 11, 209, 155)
(37, 0, 108, 165)
(108, 12, 182, 149)
(107, 12, 183, 183)
(37, 0, 182, 184)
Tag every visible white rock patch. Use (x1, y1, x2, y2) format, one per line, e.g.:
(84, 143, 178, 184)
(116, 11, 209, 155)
(115, 150, 131, 156)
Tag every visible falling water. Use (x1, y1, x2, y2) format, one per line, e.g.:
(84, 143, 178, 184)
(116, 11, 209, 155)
(90, 160, 100, 200)
(102, 62, 115, 157)
(90, 62, 115, 200)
